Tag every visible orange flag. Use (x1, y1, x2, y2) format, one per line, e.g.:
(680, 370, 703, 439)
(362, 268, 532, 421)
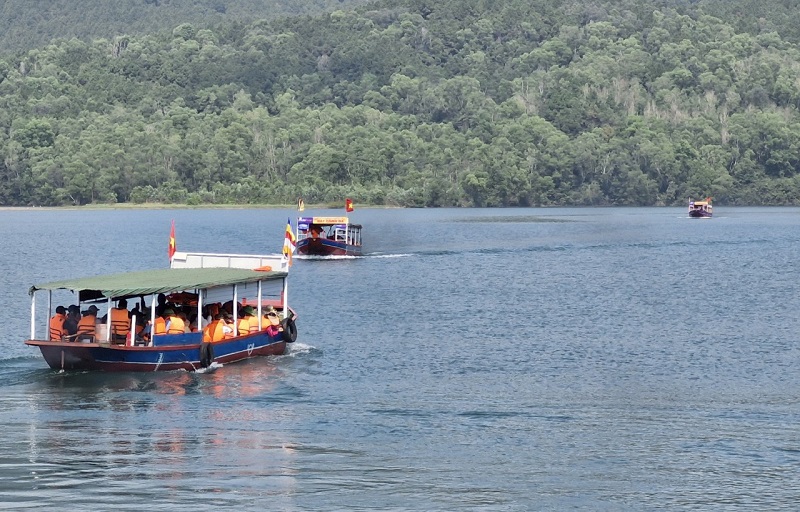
(168, 220, 176, 261)
(345, 198, 354, 212)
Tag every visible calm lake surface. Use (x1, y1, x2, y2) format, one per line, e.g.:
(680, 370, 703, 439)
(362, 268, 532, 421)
(0, 207, 798, 510)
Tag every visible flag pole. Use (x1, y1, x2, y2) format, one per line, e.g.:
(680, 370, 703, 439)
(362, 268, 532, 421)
(168, 219, 176, 265)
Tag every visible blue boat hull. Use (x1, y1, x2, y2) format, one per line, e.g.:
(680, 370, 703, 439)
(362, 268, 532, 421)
(27, 331, 286, 372)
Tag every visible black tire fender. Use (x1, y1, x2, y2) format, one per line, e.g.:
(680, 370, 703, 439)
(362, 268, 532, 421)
(199, 341, 214, 368)
(281, 317, 298, 343)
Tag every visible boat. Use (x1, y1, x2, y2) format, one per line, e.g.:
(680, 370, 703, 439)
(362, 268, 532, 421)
(688, 197, 712, 218)
(295, 216, 362, 256)
(25, 254, 298, 372)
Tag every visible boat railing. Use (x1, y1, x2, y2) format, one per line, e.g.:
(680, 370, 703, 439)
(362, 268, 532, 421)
(170, 251, 286, 271)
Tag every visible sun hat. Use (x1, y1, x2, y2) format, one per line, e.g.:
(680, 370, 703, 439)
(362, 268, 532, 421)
(266, 310, 280, 325)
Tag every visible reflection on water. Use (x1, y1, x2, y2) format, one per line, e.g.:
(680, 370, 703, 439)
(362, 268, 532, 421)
(3, 358, 300, 509)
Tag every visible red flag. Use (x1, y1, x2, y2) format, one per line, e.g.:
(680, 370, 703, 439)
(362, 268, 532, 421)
(168, 220, 176, 261)
(345, 198, 354, 212)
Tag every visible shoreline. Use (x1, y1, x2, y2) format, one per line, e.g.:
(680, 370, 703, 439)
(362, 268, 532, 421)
(0, 203, 398, 211)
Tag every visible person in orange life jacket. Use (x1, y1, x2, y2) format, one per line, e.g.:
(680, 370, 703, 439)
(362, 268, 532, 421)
(203, 313, 222, 342)
(152, 312, 166, 335)
(236, 307, 251, 336)
(49, 306, 67, 340)
(177, 311, 191, 333)
(110, 299, 131, 342)
(207, 312, 233, 342)
(165, 309, 186, 334)
(62, 305, 81, 340)
(221, 312, 235, 339)
(153, 308, 182, 335)
(76, 305, 100, 339)
(243, 306, 261, 333)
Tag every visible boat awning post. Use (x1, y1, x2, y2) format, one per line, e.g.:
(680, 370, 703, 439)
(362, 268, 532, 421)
(282, 276, 288, 319)
(150, 293, 157, 342)
(197, 288, 203, 333)
(232, 285, 238, 333)
(257, 280, 263, 330)
(105, 297, 112, 342)
(47, 290, 52, 338)
(30, 292, 36, 340)
(129, 315, 137, 347)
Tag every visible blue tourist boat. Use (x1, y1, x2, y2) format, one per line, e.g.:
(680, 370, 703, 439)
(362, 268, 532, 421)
(25, 257, 298, 372)
(295, 216, 363, 256)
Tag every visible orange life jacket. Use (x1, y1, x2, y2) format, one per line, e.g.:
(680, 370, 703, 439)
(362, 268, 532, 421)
(49, 313, 66, 340)
(211, 320, 226, 342)
(110, 307, 130, 336)
(167, 315, 185, 334)
(77, 315, 96, 336)
(202, 320, 217, 343)
(247, 316, 261, 333)
(236, 318, 250, 336)
(153, 317, 166, 335)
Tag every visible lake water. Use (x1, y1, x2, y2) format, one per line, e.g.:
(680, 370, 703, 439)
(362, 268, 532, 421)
(0, 207, 798, 510)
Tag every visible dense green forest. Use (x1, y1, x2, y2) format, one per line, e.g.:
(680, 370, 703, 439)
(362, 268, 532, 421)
(0, 0, 375, 52)
(3, 0, 800, 207)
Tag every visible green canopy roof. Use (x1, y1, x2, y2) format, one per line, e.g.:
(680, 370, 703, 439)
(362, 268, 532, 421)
(30, 267, 287, 299)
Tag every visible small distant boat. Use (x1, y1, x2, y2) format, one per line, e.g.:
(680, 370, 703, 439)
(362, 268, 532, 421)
(295, 216, 362, 256)
(688, 197, 712, 218)
(25, 252, 297, 372)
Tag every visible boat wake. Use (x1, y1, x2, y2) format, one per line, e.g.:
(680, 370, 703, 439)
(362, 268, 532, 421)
(295, 254, 360, 261)
(194, 362, 223, 373)
(284, 342, 316, 357)
(366, 253, 412, 259)
(295, 253, 412, 260)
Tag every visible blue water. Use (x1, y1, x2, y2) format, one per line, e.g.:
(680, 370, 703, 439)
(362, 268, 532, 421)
(0, 207, 799, 510)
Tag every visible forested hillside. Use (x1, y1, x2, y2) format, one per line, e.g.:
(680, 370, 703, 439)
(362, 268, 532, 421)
(2, 0, 800, 207)
(0, 0, 374, 52)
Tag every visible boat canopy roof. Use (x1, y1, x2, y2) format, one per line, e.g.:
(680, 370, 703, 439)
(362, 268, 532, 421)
(298, 216, 362, 229)
(29, 267, 287, 299)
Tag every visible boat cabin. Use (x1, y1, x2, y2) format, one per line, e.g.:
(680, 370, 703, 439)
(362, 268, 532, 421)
(297, 216, 362, 247)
